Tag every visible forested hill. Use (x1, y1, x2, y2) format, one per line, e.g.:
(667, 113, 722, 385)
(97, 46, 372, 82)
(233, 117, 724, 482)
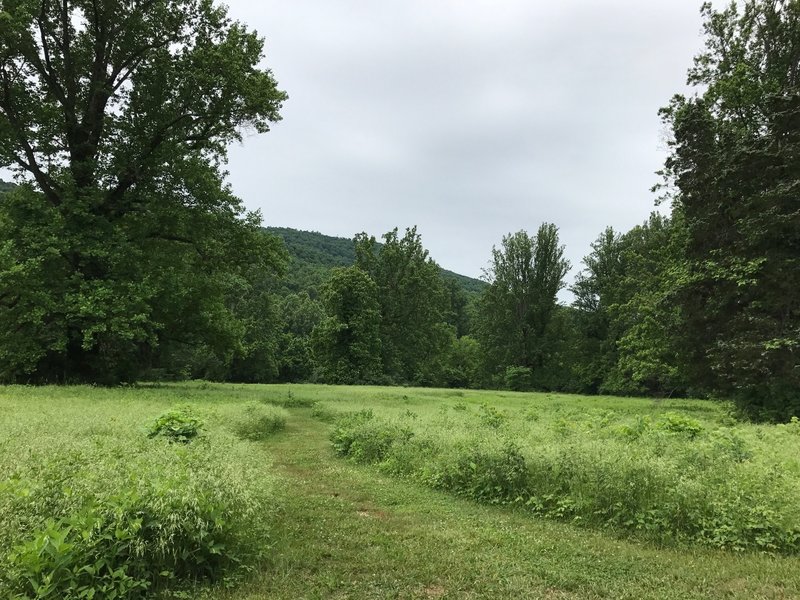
(266, 226, 487, 297)
(0, 185, 484, 298)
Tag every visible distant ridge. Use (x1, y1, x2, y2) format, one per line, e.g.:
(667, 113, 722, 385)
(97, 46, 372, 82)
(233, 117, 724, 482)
(0, 188, 486, 297)
(265, 226, 487, 296)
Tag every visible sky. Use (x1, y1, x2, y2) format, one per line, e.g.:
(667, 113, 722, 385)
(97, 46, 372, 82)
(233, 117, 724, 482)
(223, 0, 707, 292)
(2, 0, 708, 294)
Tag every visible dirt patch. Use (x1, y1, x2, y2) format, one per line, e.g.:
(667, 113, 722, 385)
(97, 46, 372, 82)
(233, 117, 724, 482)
(422, 584, 446, 598)
(356, 506, 389, 519)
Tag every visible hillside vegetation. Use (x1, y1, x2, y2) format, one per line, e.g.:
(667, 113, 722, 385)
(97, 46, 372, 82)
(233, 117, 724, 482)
(266, 226, 487, 298)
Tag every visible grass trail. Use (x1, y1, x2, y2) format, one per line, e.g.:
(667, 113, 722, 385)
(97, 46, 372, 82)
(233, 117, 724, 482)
(213, 409, 800, 600)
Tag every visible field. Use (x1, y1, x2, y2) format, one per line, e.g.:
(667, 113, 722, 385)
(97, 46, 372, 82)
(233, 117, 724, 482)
(1, 384, 799, 599)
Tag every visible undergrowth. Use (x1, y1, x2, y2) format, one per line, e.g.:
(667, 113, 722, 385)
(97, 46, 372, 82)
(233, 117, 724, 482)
(330, 403, 800, 554)
(0, 392, 276, 599)
(232, 403, 288, 441)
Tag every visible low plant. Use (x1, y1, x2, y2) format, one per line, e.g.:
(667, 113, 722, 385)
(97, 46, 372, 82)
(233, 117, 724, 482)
(233, 403, 288, 441)
(656, 412, 703, 438)
(0, 397, 275, 599)
(262, 390, 316, 408)
(479, 404, 506, 429)
(147, 405, 203, 443)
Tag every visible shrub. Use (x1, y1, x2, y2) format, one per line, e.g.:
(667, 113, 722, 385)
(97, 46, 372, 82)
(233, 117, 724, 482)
(656, 412, 703, 438)
(479, 404, 506, 428)
(310, 405, 338, 422)
(438, 442, 529, 504)
(233, 403, 288, 441)
(331, 410, 412, 463)
(1, 399, 275, 599)
(147, 405, 203, 443)
(328, 407, 800, 554)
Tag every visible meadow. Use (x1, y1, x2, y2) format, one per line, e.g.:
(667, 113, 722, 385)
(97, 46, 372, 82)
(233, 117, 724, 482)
(1, 383, 799, 599)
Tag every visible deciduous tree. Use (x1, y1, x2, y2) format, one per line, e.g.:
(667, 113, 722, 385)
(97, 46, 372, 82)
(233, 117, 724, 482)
(0, 0, 287, 382)
(478, 223, 570, 386)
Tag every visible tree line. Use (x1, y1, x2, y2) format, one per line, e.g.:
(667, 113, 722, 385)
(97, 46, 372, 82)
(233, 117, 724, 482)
(0, 0, 797, 420)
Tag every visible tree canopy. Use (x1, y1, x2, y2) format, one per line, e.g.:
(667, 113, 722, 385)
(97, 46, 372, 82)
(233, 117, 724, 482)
(0, 0, 287, 382)
(659, 0, 800, 418)
(478, 224, 570, 388)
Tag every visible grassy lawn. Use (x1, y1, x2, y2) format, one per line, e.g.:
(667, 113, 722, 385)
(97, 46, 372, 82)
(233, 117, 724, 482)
(1, 383, 799, 599)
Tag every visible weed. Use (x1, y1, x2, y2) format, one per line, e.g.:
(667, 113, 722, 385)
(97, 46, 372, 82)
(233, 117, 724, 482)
(147, 405, 203, 443)
(479, 404, 506, 428)
(233, 403, 288, 441)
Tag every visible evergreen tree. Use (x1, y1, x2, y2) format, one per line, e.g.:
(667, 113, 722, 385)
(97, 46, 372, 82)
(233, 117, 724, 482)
(660, 0, 800, 418)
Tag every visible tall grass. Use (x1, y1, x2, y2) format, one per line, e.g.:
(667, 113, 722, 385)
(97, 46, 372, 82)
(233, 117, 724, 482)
(0, 386, 281, 599)
(327, 396, 800, 554)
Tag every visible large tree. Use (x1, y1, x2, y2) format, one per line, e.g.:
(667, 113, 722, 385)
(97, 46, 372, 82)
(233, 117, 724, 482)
(354, 227, 451, 384)
(312, 266, 382, 385)
(478, 223, 570, 386)
(570, 227, 626, 393)
(0, 0, 287, 382)
(660, 0, 800, 418)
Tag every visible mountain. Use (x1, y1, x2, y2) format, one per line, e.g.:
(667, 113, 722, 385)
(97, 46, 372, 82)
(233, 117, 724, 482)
(0, 180, 15, 194)
(265, 226, 487, 297)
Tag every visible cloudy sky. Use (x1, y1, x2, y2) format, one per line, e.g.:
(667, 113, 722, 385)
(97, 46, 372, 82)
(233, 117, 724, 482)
(224, 0, 706, 290)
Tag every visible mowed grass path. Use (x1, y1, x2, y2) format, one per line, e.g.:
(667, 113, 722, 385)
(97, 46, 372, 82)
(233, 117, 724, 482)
(216, 408, 800, 600)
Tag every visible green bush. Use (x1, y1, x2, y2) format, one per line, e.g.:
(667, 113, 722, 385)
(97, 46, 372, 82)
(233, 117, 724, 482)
(656, 412, 703, 438)
(504, 366, 533, 391)
(331, 410, 413, 464)
(478, 404, 506, 428)
(233, 403, 288, 441)
(147, 405, 203, 443)
(437, 442, 528, 504)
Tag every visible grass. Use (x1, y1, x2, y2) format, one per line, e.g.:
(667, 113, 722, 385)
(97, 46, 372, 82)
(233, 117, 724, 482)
(1, 383, 799, 599)
(324, 388, 800, 553)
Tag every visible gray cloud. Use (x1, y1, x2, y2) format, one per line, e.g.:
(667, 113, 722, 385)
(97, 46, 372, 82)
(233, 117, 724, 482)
(223, 0, 706, 297)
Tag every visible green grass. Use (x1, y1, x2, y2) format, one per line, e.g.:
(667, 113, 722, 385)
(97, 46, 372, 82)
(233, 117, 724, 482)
(1, 383, 799, 599)
(323, 387, 800, 554)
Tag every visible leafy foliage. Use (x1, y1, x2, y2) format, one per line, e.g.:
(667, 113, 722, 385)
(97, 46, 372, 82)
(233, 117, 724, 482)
(312, 267, 383, 384)
(232, 402, 288, 441)
(0, 388, 277, 599)
(0, 0, 287, 384)
(354, 227, 454, 385)
(658, 0, 800, 419)
(322, 391, 800, 554)
(147, 405, 203, 443)
(477, 224, 570, 387)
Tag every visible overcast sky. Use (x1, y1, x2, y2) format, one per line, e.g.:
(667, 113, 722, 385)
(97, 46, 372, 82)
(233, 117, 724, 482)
(223, 0, 706, 294)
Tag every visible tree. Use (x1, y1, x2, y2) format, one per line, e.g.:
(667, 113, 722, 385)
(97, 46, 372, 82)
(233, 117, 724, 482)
(478, 223, 570, 386)
(659, 0, 800, 419)
(571, 227, 626, 392)
(312, 267, 382, 384)
(605, 214, 688, 396)
(354, 227, 451, 384)
(277, 292, 324, 382)
(0, 0, 287, 382)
